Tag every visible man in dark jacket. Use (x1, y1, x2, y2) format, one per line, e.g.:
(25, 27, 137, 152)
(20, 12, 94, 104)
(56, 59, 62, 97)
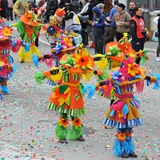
(103, 16, 114, 45)
(128, 1, 136, 17)
(43, 0, 58, 23)
(88, 6, 105, 54)
(81, 0, 98, 44)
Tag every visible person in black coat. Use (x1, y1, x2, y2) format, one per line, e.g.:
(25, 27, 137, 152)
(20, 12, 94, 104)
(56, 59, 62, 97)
(81, 0, 98, 43)
(103, 16, 115, 45)
(43, 0, 58, 23)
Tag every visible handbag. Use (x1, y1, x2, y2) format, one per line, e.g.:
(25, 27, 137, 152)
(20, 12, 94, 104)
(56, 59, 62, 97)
(155, 31, 159, 37)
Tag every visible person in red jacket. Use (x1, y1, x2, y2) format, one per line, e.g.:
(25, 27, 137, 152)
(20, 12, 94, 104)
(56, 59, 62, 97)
(130, 5, 149, 64)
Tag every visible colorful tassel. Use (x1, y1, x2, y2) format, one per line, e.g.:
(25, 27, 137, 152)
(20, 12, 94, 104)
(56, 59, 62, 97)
(34, 72, 45, 84)
(68, 126, 83, 140)
(83, 84, 95, 99)
(32, 54, 39, 67)
(55, 123, 68, 140)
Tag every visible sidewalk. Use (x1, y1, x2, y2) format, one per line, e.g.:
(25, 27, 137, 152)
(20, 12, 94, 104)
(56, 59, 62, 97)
(145, 41, 158, 52)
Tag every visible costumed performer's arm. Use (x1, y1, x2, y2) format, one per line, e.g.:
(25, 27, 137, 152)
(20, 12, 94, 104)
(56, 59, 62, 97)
(34, 67, 61, 84)
(13, 0, 20, 17)
(32, 54, 53, 67)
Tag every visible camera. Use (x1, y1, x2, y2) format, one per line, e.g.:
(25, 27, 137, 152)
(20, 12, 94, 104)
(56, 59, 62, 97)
(141, 30, 150, 41)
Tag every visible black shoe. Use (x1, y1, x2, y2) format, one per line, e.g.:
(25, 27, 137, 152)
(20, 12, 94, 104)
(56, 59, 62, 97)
(77, 136, 85, 141)
(59, 139, 68, 144)
(122, 153, 129, 158)
(130, 152, 138, 158)
(20, 60, 25, 63)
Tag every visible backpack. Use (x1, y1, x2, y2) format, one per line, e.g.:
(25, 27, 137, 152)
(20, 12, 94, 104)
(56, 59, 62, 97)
(0, 0, 8, 10)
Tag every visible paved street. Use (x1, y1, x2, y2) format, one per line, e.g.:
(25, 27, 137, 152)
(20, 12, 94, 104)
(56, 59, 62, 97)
(1, 20, 160, 160)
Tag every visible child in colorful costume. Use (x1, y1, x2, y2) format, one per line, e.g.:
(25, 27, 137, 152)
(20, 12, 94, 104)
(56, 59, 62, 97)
(84, 57, 160, 158)
(0, 18, 29, 97)
(13, 9, 42, 63)
(0, 61, 16, 99)
(94, 34, 148, 113)
(34, 48, 94, 144)
(32, 34, 78, 68)
(43, 8, 66, 64)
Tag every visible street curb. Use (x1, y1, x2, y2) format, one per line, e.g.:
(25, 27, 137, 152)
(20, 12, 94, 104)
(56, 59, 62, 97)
(145, 48, 156, 52)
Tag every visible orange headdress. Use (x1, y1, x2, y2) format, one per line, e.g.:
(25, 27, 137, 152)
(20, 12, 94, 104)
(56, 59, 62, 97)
(55, 8, 66, 17)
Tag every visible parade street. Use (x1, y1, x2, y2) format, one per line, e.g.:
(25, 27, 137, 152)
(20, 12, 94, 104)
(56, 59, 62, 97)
(0, 23, 160, 160)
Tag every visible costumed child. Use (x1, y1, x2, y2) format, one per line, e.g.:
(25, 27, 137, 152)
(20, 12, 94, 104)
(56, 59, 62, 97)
(93, 34, 148, 128)
(0, 61, 16, 100)
(34, 48, 95, 144)
(12, 8, 42, 63)
(43, 8, 66, 65)
(64, 3, 82, 46)
(83, 57, 160, 158)
(32, 34, 78, 68)
(29, 3, 45, 48)
(0, 18, 29, 96)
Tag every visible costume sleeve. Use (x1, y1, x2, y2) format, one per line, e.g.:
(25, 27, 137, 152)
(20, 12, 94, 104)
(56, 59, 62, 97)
(13, 0, 20, 15)
(43, 68, 59, 77)
(95, 79, 110, 88)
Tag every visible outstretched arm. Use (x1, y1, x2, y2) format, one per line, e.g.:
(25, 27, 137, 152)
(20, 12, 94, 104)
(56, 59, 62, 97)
(34, 67, 61, 84)
(95, 79, 110, 88)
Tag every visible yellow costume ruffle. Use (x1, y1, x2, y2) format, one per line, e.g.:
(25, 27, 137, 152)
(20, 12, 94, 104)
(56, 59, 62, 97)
(18, 46, 41, 62)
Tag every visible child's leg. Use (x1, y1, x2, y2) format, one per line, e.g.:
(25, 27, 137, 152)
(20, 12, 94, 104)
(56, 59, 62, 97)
(56, 113, 69, 143)
(68, 116, 85, 141)
(1, 79, 9, 94)
(114, 128, 137, 158)
(35, 38, 39, 47)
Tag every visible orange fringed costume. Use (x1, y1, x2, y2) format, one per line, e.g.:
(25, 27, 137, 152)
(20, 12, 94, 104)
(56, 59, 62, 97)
(34, 48, 94, 143)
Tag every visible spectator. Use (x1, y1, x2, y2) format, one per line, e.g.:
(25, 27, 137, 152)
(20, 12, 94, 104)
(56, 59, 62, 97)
(130, 6, 146, 64)
(0, 0, 8, 18)
(43, 0, 58, 23)
(29, 3, 40, 48)
(64, 3, 81, 32)
(96, 3, 109, 17)
(156, 13, 160, 61)
(71, 0, 80, 14)
(81, 0, 98, 48)
(88, 6, 105, 54)
(103, 16, 115, 46)
(109, 0, 119, 27)
(13, 0, 17, 19)
(128, 1, 136, 17)
(113, 3, 131, 41)
(13, 0, 31, 18)
(7, 0, 14, 21)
